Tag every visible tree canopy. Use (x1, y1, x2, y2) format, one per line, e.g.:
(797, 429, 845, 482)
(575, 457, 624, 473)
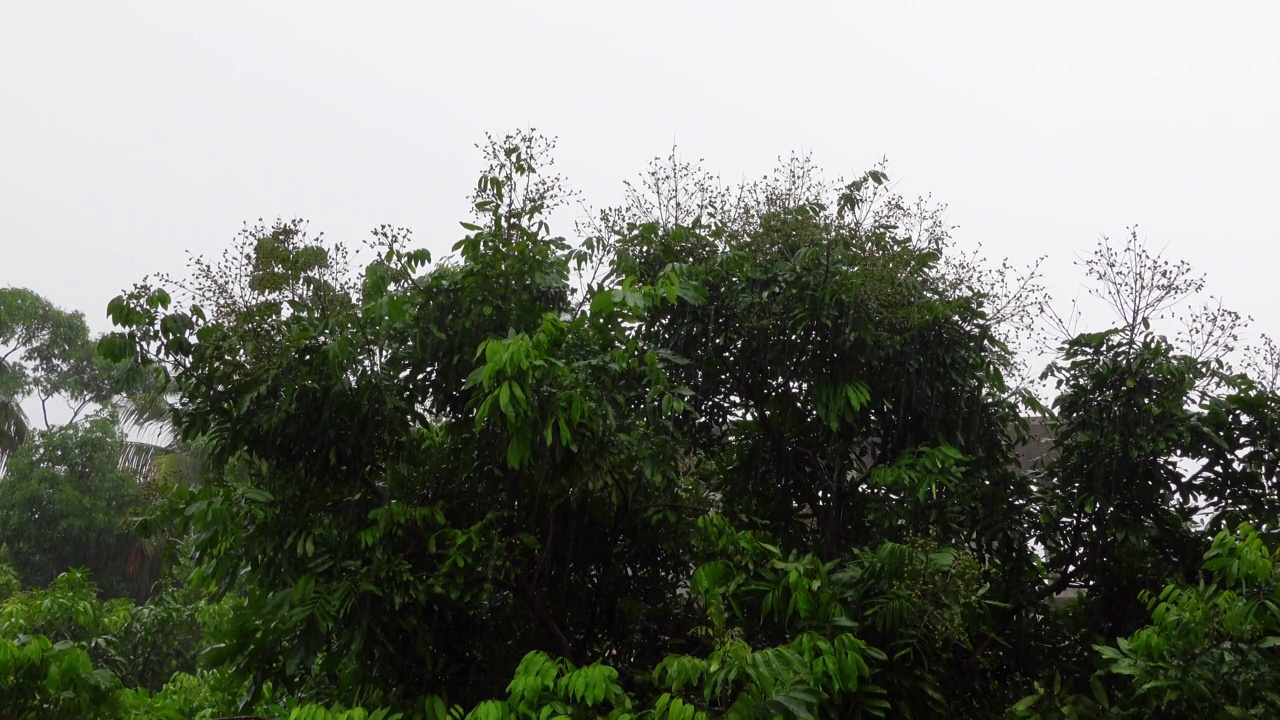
(1, 131, 1278, 718)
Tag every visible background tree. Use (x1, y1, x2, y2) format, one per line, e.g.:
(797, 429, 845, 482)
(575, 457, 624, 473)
(0, 287, 119, 440)
(1024, 230, 1280, 694)
(0, 417, 144, 598)
(0, 287, 175, 599)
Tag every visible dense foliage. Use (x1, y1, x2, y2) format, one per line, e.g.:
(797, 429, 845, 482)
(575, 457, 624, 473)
(0, 418, 144, 598)
(1, 132, 1277, 718)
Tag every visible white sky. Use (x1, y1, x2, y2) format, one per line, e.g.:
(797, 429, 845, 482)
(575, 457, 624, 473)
(2, 1, 1278, 353)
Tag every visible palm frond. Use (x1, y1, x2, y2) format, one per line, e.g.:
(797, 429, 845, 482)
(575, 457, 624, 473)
(118, 439, 167, 478)
(118, 439, 203, 489)
(113, 372, 177, 433)
(0, 396, 27, 466)
(116, 393, 173, 435)
(149, 450, 204, 488)
(0, 356, 30, 467)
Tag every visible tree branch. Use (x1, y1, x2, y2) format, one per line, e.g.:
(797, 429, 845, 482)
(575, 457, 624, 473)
(632, 501, 711, 514)
(68, 398, 91, 425)
(513, 573, 575, 663)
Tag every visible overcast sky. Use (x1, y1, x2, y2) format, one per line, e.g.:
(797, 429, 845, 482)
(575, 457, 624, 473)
(3, 2, 1277, 350)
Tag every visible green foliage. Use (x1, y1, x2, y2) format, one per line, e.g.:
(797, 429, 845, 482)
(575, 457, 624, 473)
(1095, 524, 1280, 717)
(0, 633, 125, 718)
(0, 549, 22, 602)
(0, 419, 146, 598)
(0, 131, 1270, 718)
(459, 652, 633, 719)
(0, 285, 180, 604)
(1014, 525, 1280, 719)
(0, 286, 120, 455)
(0, 570, 215, 692)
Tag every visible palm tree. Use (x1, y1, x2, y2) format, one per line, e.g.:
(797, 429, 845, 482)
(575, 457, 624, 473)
(0, 357, 30, 470)
(114, 387, 202, 487)
(109, 376, 207, 602)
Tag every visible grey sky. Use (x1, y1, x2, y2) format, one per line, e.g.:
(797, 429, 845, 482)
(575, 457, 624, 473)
(3, 2, 1277, 351)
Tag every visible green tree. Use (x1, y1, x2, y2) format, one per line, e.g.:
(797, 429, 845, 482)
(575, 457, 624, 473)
(0, 287, 195, 600)
(88, 132, 1280, 718)
(99, 133, 1052, 716)
(0, 418, 144, 598)
(1026, 233, 1280, 690)
(102, 136, 707, 709)
(0, 287, 118, 445)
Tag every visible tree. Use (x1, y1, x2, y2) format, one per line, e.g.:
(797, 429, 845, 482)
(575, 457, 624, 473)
(89, 132, 1280, 717)
(0, 287, 186, 600)
(0, 417, 144, 598)
(1031, 232, 1280, 648)
(98, 129, 1052, 717)
(0, 287, 118, 446)
(103, 135, 710, 709)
